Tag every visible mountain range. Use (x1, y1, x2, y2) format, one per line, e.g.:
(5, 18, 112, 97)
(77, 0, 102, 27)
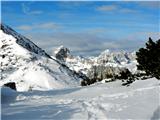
(54, 45, 138, 79)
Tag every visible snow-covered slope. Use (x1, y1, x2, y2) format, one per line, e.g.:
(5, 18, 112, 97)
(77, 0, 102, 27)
(2, 78, 159, 120)
(1, 23, 50, 57)
(0, 24, 83, 91)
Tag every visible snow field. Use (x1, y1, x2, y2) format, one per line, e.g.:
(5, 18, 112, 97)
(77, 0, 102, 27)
(2, 78, 159, 120)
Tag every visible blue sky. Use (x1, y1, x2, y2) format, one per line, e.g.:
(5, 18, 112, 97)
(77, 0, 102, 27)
(1, 1, 160, 56)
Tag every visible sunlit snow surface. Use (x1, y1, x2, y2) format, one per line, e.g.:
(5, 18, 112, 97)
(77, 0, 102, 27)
(2, 78, 160, 120)
(0, 26, 81, 91)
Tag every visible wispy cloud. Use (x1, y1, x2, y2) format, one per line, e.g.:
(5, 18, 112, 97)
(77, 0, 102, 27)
(3, 1, 158, 56)
(24, 31, 139, 56)
(97, 5, 117, 11)
(96, 4, 137, 13)
(17, 22, 61, 31)
(22, 3, 43, 15)
(16, 25, 32, 31)
(137, 1, 160, 9)
(24, 32, 120, 56)
(119, 8, 137, 13)
(126, 31, 160, 42)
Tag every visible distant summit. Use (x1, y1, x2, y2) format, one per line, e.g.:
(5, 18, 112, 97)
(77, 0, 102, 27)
(54, 45, 71, 62)
(97, 49, 135, 64)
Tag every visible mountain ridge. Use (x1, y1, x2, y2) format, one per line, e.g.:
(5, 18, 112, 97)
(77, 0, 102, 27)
(0, 23, 86, 91)
(54, 45, 137, 76)
(1, 23, 51, 58)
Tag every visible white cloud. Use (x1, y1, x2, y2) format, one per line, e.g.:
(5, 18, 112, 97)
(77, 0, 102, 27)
(16, 25, 32, 31)
(17, 22, 61, 31)
(119, 8, 137, 13)
(22, 3, 43, 15)
(24, 32, 125, 56)
(38, 23, 60, 29)
(96, 4, 137, 13)
(24, 30, 160, 56)
(97, 5, 117, 11)
(137, 1, 160, 9)
(126, 32, 160, 42)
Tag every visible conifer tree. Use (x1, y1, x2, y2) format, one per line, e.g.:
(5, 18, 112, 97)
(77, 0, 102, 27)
(136, 37, 160, 79)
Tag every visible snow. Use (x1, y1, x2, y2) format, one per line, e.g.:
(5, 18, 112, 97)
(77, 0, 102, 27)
(54, 45, 65, 55)
(2, 78, 160, 120)
(0, 24, 82, 91)
(0, 30, 32, 58)
(1, 87, 18, 103)
(1, 24, 159, 120)
(53, 46, 137, 76)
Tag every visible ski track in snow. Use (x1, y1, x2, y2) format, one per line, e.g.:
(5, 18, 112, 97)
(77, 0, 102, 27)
(2, 78, 160, 120)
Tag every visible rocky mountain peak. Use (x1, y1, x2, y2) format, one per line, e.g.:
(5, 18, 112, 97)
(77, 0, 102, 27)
(54, 45, 71, 62)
